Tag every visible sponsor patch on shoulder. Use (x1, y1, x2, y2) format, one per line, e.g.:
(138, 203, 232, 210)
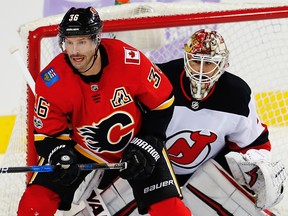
(41, 68, 60, 87)
(124, 48, 140, 65)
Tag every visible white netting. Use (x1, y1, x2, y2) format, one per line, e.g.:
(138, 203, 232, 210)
(1, 2, 288, 216)
(0, 78, 27, 215)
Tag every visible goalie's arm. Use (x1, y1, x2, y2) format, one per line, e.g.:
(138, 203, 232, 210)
(233, 128, 271, 155)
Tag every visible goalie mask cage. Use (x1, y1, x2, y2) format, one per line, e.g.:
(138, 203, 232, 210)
(1, 2, 288, 216)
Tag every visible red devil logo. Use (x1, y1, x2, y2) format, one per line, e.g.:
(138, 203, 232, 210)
(167, 130, 217, 169)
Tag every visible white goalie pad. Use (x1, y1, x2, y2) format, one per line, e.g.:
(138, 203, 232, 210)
(72, 170, 141, 216)
(100, 177, 141, 215)
(181, 159, 276, 216)
(73, 170, 105, 205)
(69, 159, 283, 216)
(70, 170, 113, 216)
(225, 151, 288, 210)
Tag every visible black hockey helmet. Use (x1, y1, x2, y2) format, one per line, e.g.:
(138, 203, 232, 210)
(58, 7, 103, 49)
(59, 6, 103, 37)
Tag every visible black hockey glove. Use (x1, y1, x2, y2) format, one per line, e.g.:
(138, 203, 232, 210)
(48, 144, 80, 186)
(119, 135, 163, 180)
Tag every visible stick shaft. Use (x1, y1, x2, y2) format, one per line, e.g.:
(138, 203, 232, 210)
(10, 47, 36, 95)
(0, 162, 127, 174)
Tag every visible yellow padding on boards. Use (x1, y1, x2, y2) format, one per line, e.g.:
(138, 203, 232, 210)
(0, 115, 16, 153)
(255, 91, 288, 127)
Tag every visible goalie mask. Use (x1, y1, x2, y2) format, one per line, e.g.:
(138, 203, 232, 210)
(184, 29, 229, 100)
(58, 7, 103, 51)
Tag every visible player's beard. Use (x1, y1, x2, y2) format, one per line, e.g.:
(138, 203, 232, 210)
(69, 53, 95, 74)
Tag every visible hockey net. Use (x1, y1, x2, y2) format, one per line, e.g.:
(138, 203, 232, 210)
(1, 2, 288, 215)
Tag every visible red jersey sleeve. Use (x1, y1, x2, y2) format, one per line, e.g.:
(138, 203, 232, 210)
(101, 38, 174, 111)
(137, 52, 173, 110)
(34, 53, 73, 136)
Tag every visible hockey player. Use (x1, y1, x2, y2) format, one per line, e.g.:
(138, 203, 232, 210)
(156, 28, 287, 215)
(85, 29, 287, 216)
(17, 6, 191, 216)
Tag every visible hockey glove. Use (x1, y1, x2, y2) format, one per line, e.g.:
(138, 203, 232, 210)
(225, 149, 288, 210)
(48, 144, 80, 186)
(119, 136, 162, 180)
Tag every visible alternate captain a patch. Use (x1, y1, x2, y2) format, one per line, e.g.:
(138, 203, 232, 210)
(41, 68, 60, 87)
(124, 48, 140, 65)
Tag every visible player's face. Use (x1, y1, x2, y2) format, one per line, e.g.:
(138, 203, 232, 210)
(65, 36, 97, 73)
(188, 59, 219, 78)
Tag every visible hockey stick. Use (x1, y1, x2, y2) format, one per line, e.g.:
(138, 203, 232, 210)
(10, 47, 35, 95)
(8, 48, 127, 176)
(0, 162, 127, 174)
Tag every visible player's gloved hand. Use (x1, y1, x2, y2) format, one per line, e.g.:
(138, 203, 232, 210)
(48, 144, 80, 186)
(225, 149, 288, 209)
(119, 136, 162, 180)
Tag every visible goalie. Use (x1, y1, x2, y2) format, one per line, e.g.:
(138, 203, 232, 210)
(156, 28, 287, 215)
(77, 29, 287, 216)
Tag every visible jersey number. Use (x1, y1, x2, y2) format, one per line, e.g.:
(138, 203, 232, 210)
(148, 67, 161, 88)
(35, 96, 50, 118)
(69, 14, 79, 22)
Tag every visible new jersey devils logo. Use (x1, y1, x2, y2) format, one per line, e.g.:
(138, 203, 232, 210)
(166, 130, 217, 169)
(245, 167, 259, 188)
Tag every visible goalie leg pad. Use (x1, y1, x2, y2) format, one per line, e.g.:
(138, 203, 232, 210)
(181, 159, 271, 216)
(72, 174, 141, 215)
(73, 170, 104, 205)
(101, 177, 140, 215)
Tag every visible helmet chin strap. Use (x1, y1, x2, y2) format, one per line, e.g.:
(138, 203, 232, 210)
(81, 48, 98, 73)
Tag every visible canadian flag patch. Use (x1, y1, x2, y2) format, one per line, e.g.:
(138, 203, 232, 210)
(124, 48, 140, 65)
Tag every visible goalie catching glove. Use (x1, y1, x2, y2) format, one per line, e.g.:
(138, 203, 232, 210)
(48, 144, 80, 186)
(225, 149, 288, 210)
(119, 135, 162, 180)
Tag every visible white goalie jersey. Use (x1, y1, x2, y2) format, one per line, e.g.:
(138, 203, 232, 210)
(159, 59, 287, 214)
(161, 59, 270, 175)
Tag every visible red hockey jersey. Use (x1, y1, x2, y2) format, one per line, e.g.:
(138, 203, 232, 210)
(34, 38, 173, 164)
